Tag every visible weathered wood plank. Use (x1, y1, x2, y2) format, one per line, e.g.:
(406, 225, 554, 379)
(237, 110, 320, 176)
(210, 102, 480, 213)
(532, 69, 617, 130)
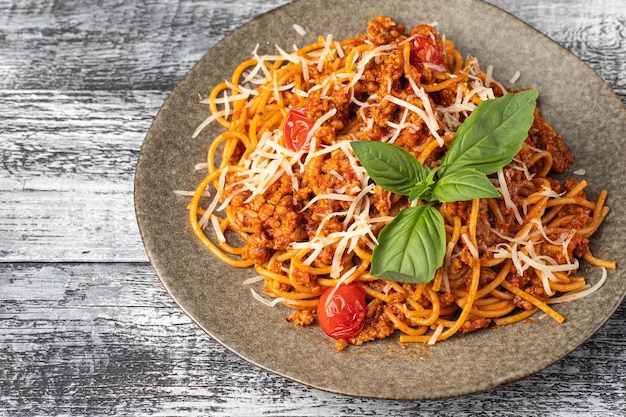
(0, 181, 146, 262)
(0, 263, 624, 416)
(0, 90, 162, 179)
(0, 0, 292, 91)
(0, 90, 163, 262)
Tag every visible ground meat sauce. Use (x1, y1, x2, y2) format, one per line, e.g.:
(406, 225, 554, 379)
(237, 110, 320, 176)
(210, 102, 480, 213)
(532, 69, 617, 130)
(207, 15, 609, 350)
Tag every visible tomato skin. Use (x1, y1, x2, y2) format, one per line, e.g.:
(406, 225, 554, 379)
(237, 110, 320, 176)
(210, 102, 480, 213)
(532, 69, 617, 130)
(410, 35, 445, 68)
(284, 107, 314, 152)
(317, 283, 367, 340)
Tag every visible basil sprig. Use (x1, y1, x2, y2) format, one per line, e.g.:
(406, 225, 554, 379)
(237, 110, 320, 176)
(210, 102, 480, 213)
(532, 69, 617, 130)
(350, 90, 538, 284)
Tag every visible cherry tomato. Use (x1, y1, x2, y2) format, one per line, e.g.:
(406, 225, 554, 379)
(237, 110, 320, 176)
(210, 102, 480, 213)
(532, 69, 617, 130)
(284, 107, 314, 152)
(410, 35, 445, 68)
(317, 283, 367, 340)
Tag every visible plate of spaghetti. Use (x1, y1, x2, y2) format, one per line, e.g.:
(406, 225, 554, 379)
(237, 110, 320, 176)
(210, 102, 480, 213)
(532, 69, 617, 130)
(135, 0, 626, 400)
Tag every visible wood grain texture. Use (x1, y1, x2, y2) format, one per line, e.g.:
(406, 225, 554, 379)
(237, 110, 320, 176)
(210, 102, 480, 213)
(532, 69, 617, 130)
(0, 90, 160, 262)
(1, 0, 625, 415)
(0, 0, 289, 91)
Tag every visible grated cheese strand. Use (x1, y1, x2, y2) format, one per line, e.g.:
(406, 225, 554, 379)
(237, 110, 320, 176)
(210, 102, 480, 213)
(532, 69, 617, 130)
(548, 268, 608, 304)
(384, 94, 444, 146)
(497, 168, 524, 224)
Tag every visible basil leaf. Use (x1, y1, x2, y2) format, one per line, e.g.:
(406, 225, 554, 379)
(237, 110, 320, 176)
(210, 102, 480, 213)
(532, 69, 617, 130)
(350, 141, 427, 196)
(370, 204, 446, 284)
(439, 90, 538, 176)
(409, 181, 433, 202)
(408, 166, 437, 201)
(431, 168, 500, 202)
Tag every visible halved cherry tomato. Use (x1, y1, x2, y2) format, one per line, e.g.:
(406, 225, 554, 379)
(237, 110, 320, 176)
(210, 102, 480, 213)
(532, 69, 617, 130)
(410, 35, 445, 68)
(284, 107, 314, 152)
(317, 283, 367, 340)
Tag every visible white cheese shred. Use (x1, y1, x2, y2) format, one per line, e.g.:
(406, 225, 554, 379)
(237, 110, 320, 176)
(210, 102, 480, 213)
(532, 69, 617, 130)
(548, 268, 608, 304)
(461, 233, 479, 259)
(292, 23, 306, 36)
(249, 288, 293, 307)
(497, 168, 524, 224)
(192, 109, 227, 138)
(428, 324, 445, 345)
(242, 275, 265, 285)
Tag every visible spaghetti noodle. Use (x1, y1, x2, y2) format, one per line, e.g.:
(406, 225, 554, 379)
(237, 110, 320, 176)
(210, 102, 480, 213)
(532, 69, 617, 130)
(185, 16, 614, 350)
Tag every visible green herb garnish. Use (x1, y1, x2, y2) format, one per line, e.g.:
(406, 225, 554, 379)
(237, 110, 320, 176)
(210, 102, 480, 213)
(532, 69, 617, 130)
(351, 90, 538, 284)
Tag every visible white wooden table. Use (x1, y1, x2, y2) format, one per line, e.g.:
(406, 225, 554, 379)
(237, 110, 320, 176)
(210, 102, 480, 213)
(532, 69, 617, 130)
(1, 0, 625, 415)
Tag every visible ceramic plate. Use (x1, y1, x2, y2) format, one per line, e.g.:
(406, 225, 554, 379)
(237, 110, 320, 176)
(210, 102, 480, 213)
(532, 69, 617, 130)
(135, 0, 626, 400)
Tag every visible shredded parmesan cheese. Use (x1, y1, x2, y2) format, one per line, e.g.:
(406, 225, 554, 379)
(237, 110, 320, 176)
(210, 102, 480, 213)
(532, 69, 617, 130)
(292, 23, 306, 36)
(249, 288, 294, 307)
(548, 268, 608, 304)
(192, 110, 227, 138)
(242, 275, 265, 285)
(428, 324, 445, 345)
(496, 168, 524, 224)
(461, 233, 479, 259)
(384, 93, 444, 146)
